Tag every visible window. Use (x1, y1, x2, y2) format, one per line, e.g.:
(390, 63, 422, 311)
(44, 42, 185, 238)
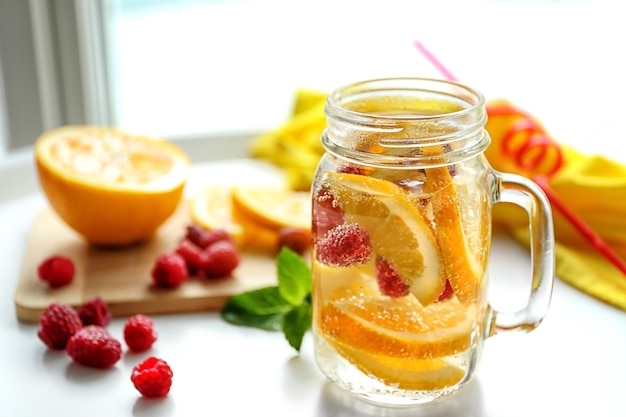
(0, 0, 437, 159)
(2, 0, 625, 161)
(104, 0, 436, 138)
(0, 0, 109, 157)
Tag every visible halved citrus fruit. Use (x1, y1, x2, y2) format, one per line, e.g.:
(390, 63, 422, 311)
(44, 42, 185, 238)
(35, 125, 190, 246)
(231, 186, 311, 231)
(323, 172, 444, 305)
(189, 185, 279, 252)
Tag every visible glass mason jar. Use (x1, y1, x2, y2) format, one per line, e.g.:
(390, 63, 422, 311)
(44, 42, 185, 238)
(311, 78, 555, 406)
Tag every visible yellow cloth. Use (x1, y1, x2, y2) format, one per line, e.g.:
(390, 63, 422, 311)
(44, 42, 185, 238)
(250, 92, 626, 311)
(249, 89, 327, 191)
(486, 102, 626, 311)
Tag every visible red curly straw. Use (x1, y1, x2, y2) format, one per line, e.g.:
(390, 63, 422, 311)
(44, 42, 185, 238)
(413, 40, 626, 276)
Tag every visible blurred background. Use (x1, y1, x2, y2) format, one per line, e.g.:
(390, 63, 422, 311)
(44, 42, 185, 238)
(1, 0, 623, 161)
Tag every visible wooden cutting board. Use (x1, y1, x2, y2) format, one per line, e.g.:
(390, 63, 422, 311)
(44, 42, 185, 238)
(14, 204, 278, 323)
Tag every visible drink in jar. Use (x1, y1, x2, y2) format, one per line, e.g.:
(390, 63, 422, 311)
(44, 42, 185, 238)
(311, 78, 554, 405)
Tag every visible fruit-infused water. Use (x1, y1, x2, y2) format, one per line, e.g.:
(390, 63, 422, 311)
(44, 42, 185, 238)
(311, 78, 554, 406)
(312, 162, 490, 404)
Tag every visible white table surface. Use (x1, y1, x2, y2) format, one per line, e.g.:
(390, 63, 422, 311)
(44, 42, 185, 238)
(3, 1, 626, 416)
(2, 143, 626, 417)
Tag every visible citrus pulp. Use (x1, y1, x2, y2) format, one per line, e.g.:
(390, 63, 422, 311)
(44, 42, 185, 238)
(35, 125, 189, 246)
(324, 172, 444, 305)
(189, 184, 279, 252)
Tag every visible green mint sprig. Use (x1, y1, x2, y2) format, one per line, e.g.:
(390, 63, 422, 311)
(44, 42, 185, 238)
(220, 247, 312, 352)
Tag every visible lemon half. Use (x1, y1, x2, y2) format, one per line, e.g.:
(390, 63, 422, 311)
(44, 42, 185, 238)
(35, 125, 190, 246)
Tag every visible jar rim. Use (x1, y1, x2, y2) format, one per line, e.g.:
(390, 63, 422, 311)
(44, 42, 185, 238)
(322, 77, 490, 167)
(325, 77, 485, 123)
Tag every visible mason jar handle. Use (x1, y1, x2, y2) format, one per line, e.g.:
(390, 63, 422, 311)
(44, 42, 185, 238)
(491, 172, 555, 334)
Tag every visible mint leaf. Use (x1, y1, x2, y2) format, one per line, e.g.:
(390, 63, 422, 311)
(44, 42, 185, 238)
(220, 286, 292, 331)
(282, 301, 312, 351)
(219, 247, 314, 352)
(220, 306, 284, 331)
(225, 286, 292, 315)
(277, 247, 312, 306)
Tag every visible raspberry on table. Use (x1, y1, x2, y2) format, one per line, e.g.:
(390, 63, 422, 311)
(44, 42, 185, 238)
(131, 356, 173, 398)
(186, 224, 234, 249)
(66, 325, 122, 368)
(175, 238, 206, 274)
(37, 255, 75, 288)
(151, 252, 189, 288)
(37, 302, 83, 350)
(277, 227, 312, 256)
(124, 314, 158, 352)
(375, 257, 410, 298)
(315, 223, 373, 267)
(77, 297, 111, 327)
(200, 240, 240, 279)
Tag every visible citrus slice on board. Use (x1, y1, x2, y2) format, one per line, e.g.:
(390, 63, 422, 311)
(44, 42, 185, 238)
(189, 185, 279, 252)
(189, 185, 246, 244)
(323, 172, 444, 305)
(34, 125, 190, 246)
(231, 186, 312, 231)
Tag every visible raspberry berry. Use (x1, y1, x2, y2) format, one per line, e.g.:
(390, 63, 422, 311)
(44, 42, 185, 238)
(176, 238, 206, 274)
(37, 255, 75, 288)
(200, 240, 240, 279)
(131, 356, 173, 398)
(277, 227, 312, 255)
(437, 279, 454, 302)
(66, 325, 122, 368)
(375, 257, 409, 298)
(315, 223, 373, 267)
(312, 187, 345, 239)
(186, 224, 234, 249)
(37, 302, 83, 350)
(124, 314, 158, 352)
(338, 165, 366, 175)
(151, 252, 189, 288)
(77, 297, 111, 327)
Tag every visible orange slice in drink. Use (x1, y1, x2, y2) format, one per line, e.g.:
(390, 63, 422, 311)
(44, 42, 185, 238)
(331, 339, 466, 391)
(318, 286, 473, 360)
(422, 147, 482, 304)
(324, 172, 444, 305)
(231, 186, 311, 231)
(35, 125, 190, 246)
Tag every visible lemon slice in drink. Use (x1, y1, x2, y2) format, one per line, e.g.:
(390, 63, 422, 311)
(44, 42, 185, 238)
(319, 286, 473, 360)
(331, 339, 466, 391)
(324, 172, 444, 305)
(422, 151, 483, 304)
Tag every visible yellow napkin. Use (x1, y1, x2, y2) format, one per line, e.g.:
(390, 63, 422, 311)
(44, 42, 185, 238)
(486, 101, 626, 311)
(249, 91, 626, 311)
(250, 89, 327, 191)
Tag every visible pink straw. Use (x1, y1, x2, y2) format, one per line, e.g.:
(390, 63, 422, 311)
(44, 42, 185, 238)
(534, 176, 626, 275)
(413, 40, 459, 82)
(413, 40, 626, 277)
